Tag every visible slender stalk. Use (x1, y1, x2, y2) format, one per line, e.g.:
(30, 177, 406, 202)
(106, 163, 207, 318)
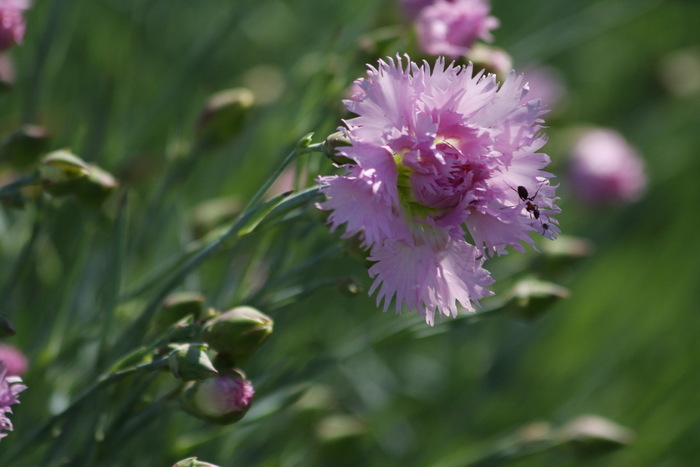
(5, 357, 170, 463)
(114, 141, 323, 356)
(0, 173, 40, 198)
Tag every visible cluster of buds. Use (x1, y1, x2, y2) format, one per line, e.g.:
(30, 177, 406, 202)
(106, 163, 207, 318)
(160, 300, 273, 426)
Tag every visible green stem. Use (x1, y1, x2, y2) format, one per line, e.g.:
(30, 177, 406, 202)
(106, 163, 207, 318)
(5, 357, 170, 463)
(0, 173, 40, 198)
(114, 140, 322, 356)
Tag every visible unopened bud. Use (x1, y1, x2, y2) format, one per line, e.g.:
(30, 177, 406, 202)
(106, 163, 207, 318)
(202, 306, 273, 362)
(0, 317, 16, 338)
(0, 125, 51, 168)
(505, 278, 569, 321)
(558, 415, 634, 458)
(168, 343, 218, 381)
(321, 131, 353, 165)
(154, 292, 206, 331)
(73, 164, 118, 208)
(39, 150, 90, 196)
(467, 44, 513, 81)
(180, 371, 254, 425)
(39, 150, 118, 206)
(173, 457, 220, 467)
(197, 88, 255, 146)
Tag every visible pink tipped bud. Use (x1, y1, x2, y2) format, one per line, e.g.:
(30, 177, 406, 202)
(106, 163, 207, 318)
(180, 371, 254, 425)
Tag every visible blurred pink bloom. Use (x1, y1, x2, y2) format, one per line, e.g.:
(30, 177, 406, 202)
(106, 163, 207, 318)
(521, 65, 566, 109)
(399, 0, 435, 20)
(0, 0, 30, 52)
(318, 55, 559, 325)
(568, 128, 646, 205)
(416, 0, 499, 58)
(0, 362, 26, 440)
(0, 344, 27, 376)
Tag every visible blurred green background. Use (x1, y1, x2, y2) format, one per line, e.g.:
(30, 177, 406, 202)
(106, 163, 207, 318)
(1, 0, 699, 465)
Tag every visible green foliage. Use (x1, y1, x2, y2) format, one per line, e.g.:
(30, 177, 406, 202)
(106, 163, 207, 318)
(0, 0, 698, 465)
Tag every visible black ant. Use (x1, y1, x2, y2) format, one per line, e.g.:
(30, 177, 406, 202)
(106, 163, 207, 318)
(511, 183, 553, 235)
(515, 184, 542, 220)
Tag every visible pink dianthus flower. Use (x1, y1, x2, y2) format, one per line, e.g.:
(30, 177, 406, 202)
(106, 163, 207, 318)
(416, 0, 499, 58)
(0, 362, 26, 440)
(0, 0, 30, 52)
(568, 128, 646, 205)
(318, 55, 559, 325)
(0, 344, 27, 376)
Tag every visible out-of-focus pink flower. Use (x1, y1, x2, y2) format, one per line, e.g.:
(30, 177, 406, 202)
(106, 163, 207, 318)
(0, 344, 27, 376)
(568, 128, 646, 205)
(399, 0, 435, 20)
(318, 55, 559, 325)
(521, 65, 566, 109)
(0, 362, 26, 440)
(416, 0, 499, 58)
(0, 0, 30, 52)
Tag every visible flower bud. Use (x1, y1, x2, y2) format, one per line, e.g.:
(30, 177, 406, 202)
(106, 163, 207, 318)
(0, 317, 16, 338)
(39, 150, 90, 196)
(558, 415, 634, 458)
(467, 44, 512, 81)
(154, 292, 205, 332)
(39, 150, 118, 206)
(321, 131, 353, 166)
(173, 457, 220, 467)
(168, 343, 218, 381)
(180, 371, 254, 425)
(73, 163, 118, 208)
(196, 88, 255, 146)
(0, 125, 51, 168)
(202, 306, 273, 362)
(505, 278, 570, 321)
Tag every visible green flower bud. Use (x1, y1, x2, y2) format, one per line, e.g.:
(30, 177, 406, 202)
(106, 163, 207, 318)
(38, 150, 118, 206)
(172, 457, 220, 467)
(196, 88, 255, 146)
(321, 131, 353, 165)
(558, 415, 634, 458)
(505, 277, 570, 321)
(202, 306, 273, 362)
(39, 150, 90, 196)
(0, 316, 16, 338)
(168, 343, 218, 381)
(154, 292, 206, 332)
(73, 163, 118, 208)
(180, 370, 254, 425)
(0, 125, 51, 168)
